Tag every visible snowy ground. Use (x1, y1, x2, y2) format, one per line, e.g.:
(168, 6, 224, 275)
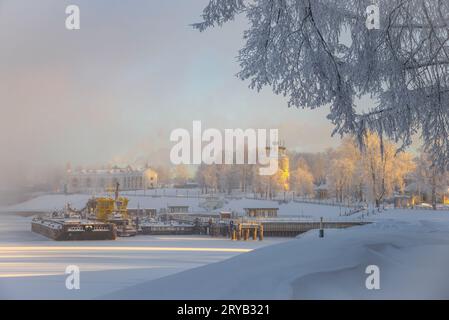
(0, 189, 353, 218)
(105, 209, 449, 299)
(2, 192, 448, 299)
(0, 212, 288, 299)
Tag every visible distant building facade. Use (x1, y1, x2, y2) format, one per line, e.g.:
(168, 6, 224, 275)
(65, 166, 158, 194)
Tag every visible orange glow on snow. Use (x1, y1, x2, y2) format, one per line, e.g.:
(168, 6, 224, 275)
(0, 246, 252, 253)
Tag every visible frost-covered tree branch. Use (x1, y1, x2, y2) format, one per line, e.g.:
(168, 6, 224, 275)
(194, 0, 449, 169)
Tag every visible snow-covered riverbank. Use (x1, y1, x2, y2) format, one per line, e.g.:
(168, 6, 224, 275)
(105, 209, 449, 299)
(2, 199, 449, 299)
(0, 190, 354, 218)
(0, 213, 289, 299)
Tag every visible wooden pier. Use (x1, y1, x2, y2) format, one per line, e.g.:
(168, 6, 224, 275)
(232, 222, 264, 241)
(168, 213, 369, 240)
(260, 220, 367, 237)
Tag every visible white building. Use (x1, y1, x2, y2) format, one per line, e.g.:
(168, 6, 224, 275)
(65, 166, 158, 194)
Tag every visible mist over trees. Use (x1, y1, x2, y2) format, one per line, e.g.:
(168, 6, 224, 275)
(194, 0, 449, 170)
(173, 164, 191, 186)
(290, 158, 314, 197)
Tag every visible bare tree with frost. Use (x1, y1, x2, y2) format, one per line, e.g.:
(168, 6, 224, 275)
(193, 0, 449, 169)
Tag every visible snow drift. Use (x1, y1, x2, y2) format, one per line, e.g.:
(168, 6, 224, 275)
(105, 210, 449, 299)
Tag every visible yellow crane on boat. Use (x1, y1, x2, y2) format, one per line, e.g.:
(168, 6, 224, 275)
(89, 183, 137, 237)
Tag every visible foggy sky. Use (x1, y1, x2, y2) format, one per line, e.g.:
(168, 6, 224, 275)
(0, 0, 341, 190)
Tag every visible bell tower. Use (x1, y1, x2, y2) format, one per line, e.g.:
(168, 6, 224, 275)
(278, 141, 290, 191)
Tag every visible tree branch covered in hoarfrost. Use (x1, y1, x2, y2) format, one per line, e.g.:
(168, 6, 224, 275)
(193, 0, 449, 169)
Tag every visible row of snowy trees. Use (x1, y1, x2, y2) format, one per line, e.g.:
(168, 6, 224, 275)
(167, 132, 445, 208)
(322, 133, 415, 207)
(288, 132, 449, 208)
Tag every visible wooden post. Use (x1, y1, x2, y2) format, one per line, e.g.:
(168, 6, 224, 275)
(244, 229, 250, 241)
(319, 217, 324, 238)
(232, 229, 236, 241)
(259, 225, 264, 241)
(253, 227, 257, 240)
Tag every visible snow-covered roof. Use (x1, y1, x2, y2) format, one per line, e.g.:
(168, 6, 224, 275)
(68, 166, 157, 176)
(393, 194, 411, 199)
(314, 183, 329, 191)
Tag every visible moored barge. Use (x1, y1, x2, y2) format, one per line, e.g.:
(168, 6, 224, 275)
(140, 222, 195, 235)
(31, 217, 116, 241)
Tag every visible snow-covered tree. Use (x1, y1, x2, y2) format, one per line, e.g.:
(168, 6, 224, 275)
(327, 138, 359, 202)
(294, 151, 330, 186)
(329, 158, 354, 202)
(196, 164, 219, 193)
(194, 0, 449, 169)
(360, 132, 415, 207)
(291, 158, 315, 197)
(238, 164, 257, 193)
(217, 165, 240, 193)
(253, 171, 270, 198)
(154, 165, 171, 186)
(173, 164, 190, 186)
(412, 152, 448, 209)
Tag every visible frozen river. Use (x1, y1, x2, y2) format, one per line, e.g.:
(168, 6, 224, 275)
(0, 213, 289, 299)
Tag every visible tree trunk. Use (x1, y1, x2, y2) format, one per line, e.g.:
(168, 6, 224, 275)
(375, 199, 380, 208)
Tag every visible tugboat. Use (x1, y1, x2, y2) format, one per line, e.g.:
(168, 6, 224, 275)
(88, 183, 137, 237)
(31, 205, 116, 241)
